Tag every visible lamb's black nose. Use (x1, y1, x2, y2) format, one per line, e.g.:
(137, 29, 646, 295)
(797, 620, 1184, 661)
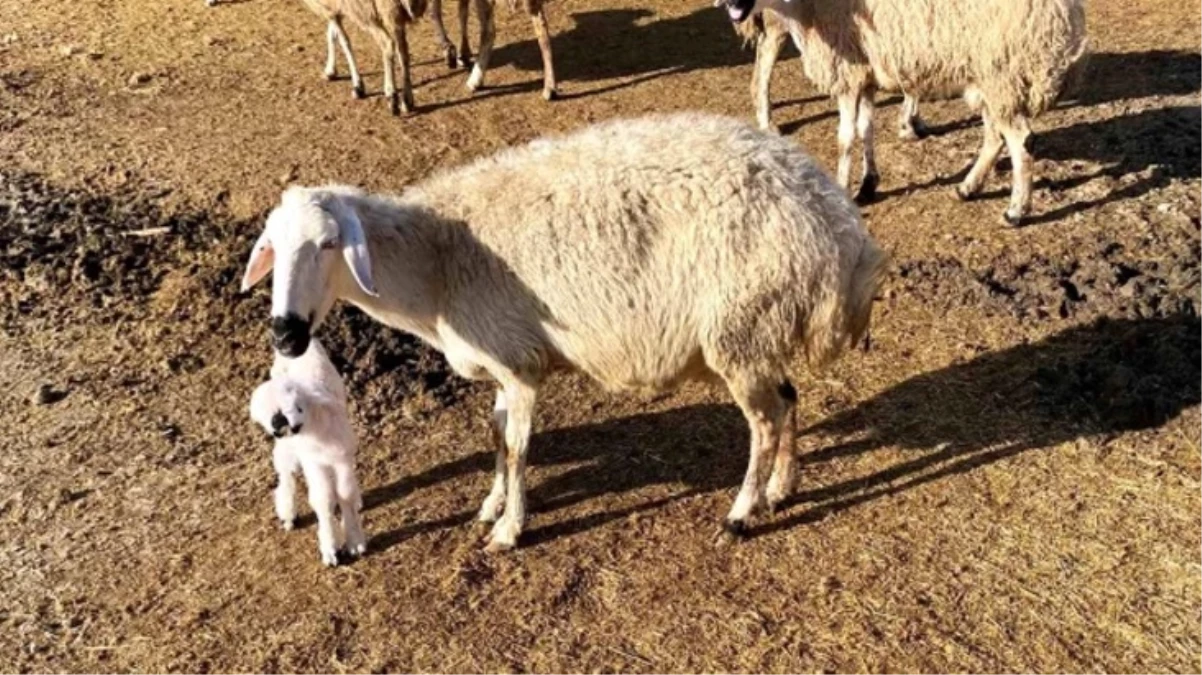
(270, 313, 311, 358)
(271, 412, 289, 436)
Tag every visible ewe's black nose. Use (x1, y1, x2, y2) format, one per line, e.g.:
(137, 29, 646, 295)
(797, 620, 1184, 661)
(271, 412, 289, 436)
(270, 313, 311, 358)
(290, 423, 303, 434)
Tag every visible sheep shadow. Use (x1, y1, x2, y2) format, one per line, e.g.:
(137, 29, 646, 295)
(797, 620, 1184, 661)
(486, 7, 752, 95)
(368, 315, 1200, 548)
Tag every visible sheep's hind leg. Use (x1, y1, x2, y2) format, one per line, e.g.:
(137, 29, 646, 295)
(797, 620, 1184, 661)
(430, 0, 458, 69)
(466, 0, 495, 92)
(997, 117, 1033, 226)
(396, 25, 415, 113)
(897, 94, 929, 141)
(334, 463, 367, 557)
(722, 371, 790, 536)
(456, 0, 472, 67)
(331, 17, 365, 98)
(485, 380, 536, 552)
(854, 90, 879, 204)
(479, 389, 508, 524)
(834, 92, 859, 194)
(529, 2, 558, 100)
(764, 382, 798, 512)
(956, 109, 1003, 202)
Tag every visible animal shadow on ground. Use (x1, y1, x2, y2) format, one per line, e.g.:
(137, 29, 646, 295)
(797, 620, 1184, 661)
(487, 7, 753, 98)
(368, 315, 1200, 549)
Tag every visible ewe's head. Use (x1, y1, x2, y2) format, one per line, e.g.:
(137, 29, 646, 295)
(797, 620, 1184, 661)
(250, 378, 309, 438)
(241, 187, 378, 358)
(717, 0, 765, 26)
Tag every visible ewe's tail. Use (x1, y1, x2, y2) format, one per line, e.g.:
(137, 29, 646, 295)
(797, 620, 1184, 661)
(805, 237, 888, 369)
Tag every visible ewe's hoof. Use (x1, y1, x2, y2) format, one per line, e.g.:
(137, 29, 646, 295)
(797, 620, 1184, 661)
(343, 542, 367, 558)
(457, 53, 473, 69)
(324, 70, 337, 82)
(445, 47, 458, 70)
(484, 537, 516, 553)
(280, 518, 295, 531)
(465, 68, 484, 93)
(854, 174, 879, 205)
(352, 84, 366, 99)
(543, 87, 559, 102)
(320, 549, 340, 567)
(401, 93, 415, 115)
(388, 95, 400, 116)
(955, 184, 977, 202)
(1002, 210, 1024, 227)
(722, 518, 750, 538)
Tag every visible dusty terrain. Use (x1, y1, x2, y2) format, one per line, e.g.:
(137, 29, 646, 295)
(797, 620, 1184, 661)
(0, 0, 1199, 671)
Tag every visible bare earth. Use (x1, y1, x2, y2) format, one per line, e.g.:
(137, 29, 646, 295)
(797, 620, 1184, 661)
(0, 0, 1199, 671)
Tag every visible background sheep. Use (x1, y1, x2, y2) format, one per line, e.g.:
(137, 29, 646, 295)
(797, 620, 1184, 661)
(430, 0, 472, 69)
(240, 113, 886, 551)
(249, 341, 364, 567)
(734, 10, 928, 140)
(465, 0, 557, 100)
(297, 0, 427, 115)
(721, 0, 1089, 224)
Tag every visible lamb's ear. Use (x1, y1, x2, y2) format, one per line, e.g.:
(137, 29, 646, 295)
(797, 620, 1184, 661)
(241, 230, 275, 291)
(326, 198, 378, 297)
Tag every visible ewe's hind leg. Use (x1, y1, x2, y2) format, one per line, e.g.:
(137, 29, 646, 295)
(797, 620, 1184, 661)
(302, 463, 342, 566)
(430, 0, 458, 69)
(396, 25, 415, 113)
(723, 372, 791, 535)
(834, 92, 859, 193)
(330, 17, 365, 98)
(751, 20, 787, 132)
(272, 447, 299, 530)
(478, 389, 509, 523)
(854, 91, 879, 204)
(485, 381, 536, 552)
(324, 20, 340, 80)
(956, 109, 1004, 202)
(997, 117, 1033, 226)
(529, 3, 558, 100)
(466, 0, 495, 92)
(334, 463, 366, 557)
(368, 27, 401, 115)
(456, 0, 472, 67)
(897, 94, 929, 141)
(765, 385, 797, 511)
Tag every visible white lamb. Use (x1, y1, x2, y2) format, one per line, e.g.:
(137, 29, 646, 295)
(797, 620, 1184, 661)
(241, 113, 886, 552)
(721, 0, 1088, 224)
(249, 341, 365, 566)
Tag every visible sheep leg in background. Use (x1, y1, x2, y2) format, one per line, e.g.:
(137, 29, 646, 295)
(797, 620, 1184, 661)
(466, 0, 495, 91)
(329, 17, 365, 98)
(529, 1, 558, 100)
(723, 372, 791, 534)
(430, 0, 458, 68)
(764, 387, 797, 511)
(396, 26, 415, 113)
(479, 389, 508, 523)
(897, 93, 929, 140)
(367, 26, 402, 115)
(272, 446, 299, 530)
(303, 462, 343, 566)
(834, 92, 859, 192)
(998, 117, 1033, 225)
(956, 108, 1003, 201)
(484, 380, 536, 552)
(854, 90, 879, 204)
(751, 18, 787, 132)
(455, 0, 472, 67)
(334, 462, 367, 557)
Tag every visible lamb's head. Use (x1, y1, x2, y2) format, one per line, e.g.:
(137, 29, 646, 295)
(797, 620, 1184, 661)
(241, 187, 378, 358)
(250, 378, 309, 438)
(718, 0, 765, 25)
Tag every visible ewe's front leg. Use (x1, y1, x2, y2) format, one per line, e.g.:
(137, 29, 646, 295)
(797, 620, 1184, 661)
(485, 382, 536, 552)
(330, 18, 365, 99)
(479, 389, 508, 523)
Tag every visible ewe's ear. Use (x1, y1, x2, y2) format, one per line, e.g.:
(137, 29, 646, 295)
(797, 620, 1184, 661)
(325, 197, 378, 297)
(241, 230, 275, 291)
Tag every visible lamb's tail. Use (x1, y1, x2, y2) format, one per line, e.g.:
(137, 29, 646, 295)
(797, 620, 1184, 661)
(804, 236, 888, 369)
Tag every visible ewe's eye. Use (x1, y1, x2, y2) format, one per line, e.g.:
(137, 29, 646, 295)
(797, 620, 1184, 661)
(319, 238, 339, 251)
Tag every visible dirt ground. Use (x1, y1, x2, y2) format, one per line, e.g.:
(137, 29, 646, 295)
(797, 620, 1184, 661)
(0, 0, 1199, 671)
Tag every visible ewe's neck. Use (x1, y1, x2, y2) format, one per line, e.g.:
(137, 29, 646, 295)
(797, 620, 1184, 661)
(334, 197, 446, 350)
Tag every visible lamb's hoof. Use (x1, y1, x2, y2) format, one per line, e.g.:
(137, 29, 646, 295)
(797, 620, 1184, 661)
(401, 92, 415, 115)
(1002, 209, 1024, 227)
(320, 548, 340, 567)
(484, 519, 520, 552)
(352, 84, 366, 99)
(457, 53, 473, 69)
(324, 70, 337, 82)
(343, 541, 367, 558)
(279, 518, 295, 531)
(722, 518, 750, 538)
(465, 68, 483, 93)
(543, 87, 559, 102)
(445, 47, 458, 70)
(955, 184, 978, 202)
(854, 174, 879, 205)
(388, 95, 400, 117)
(483, 537, 515, 553)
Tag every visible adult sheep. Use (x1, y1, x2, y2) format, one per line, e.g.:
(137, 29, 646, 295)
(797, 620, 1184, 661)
(721, 0, 1088, 224)
(240, 113, 887, 551)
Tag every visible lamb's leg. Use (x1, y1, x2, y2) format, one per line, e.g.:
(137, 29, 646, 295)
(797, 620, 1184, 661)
(479, 389, 508, 523)
(334, 462, 367, 557)
(956, 109, 1003, 201)
(834, 92, 859, 193)
(396, 25, 415, 114)
(854, 90, 879, 204)
(764, 385, 797, 511)
(303, 463, 342, 566)
(529, 1, 558, 101)
(331, 17, 365, 98)
(998, 117, 1033, 226)
(897, 94, 929, 141)
(430, 0, 458, 69)
(456, 0, 472, 67)
(272, 446, 299, 530)
(723, 372, 790, 534)
(751, 18, 787, 133)
(485, 381, 536, 552)
(466, 0, 495, 92)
